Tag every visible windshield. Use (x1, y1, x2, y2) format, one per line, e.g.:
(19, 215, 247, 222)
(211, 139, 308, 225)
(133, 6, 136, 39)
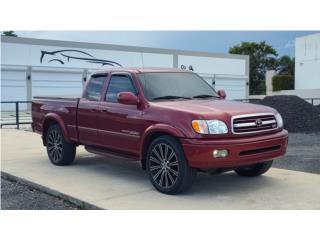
(138, 72, 218, 101)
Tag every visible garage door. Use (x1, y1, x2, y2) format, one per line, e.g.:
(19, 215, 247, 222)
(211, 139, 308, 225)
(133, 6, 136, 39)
(214, 77, 247, 100)
(32, 68, 84, 98)
(200, 74, 247, 100)
(1, 67, 27, 111)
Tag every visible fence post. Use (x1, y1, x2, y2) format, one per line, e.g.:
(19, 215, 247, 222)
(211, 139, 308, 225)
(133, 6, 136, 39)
(312, 98, 314, 105)
(16, 102, 19, 129)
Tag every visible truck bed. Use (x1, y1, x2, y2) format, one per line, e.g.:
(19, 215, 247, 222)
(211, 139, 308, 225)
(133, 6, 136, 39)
(32, 96, 80, 143)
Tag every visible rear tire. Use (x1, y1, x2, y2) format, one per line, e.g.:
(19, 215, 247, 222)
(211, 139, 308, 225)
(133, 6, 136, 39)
(234, 160, 273, 177)
(146, 135, 197, 194)
(46, 124, 76, 166)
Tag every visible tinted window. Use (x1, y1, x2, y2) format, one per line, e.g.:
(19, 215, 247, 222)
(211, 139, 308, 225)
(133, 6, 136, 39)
(106, 75, 137, 103)
(86, 76, 106, 101)
(138, 72, 218, 101)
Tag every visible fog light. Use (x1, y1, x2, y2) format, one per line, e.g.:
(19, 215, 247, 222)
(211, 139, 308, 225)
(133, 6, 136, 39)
(213, 149, 229, 158)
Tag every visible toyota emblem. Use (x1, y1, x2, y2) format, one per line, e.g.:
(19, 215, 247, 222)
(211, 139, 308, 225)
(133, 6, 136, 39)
(255, 119, 263, 127)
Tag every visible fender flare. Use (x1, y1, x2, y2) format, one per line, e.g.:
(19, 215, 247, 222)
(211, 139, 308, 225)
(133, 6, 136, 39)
(139, 123, 186, 161)
(42, 113, 71, 143)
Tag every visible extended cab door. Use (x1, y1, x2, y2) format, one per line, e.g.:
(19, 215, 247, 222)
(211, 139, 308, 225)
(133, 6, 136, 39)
(98, 73, 143, 156)
(77, 74, 107, 145)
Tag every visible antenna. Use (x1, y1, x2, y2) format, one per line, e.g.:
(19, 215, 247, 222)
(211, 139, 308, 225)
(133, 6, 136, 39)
(141, 52, 145, 70)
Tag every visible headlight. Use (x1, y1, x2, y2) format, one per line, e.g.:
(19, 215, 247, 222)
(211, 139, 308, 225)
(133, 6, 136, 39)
(192, 120, 228, 134)
(275, 113, 283, 128)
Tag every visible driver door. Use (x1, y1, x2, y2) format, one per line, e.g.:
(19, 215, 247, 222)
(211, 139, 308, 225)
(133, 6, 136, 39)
(98, 73, 143, 156)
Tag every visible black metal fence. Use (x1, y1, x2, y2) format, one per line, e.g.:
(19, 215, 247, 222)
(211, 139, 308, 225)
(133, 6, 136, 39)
(303, 98, 320, 106)
(1, 101, 32, 129)
(235, 98, 320, 106)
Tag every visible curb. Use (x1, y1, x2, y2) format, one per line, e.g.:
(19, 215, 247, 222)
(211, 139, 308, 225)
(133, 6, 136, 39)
(1, 171, 103, 210)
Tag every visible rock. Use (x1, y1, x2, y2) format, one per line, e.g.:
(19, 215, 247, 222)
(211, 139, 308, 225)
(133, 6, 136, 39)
(255, 95, 320, 133)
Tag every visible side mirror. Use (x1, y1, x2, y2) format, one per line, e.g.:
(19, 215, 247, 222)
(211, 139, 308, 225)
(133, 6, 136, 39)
(217, 89, 226, 99)
(117, 92, 139, 105)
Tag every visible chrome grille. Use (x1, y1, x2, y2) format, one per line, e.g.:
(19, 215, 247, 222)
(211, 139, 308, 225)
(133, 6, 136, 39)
(232, 113, 277, 134)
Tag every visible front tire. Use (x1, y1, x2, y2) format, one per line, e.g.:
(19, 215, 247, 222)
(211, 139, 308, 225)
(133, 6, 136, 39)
(146, 135, 197, 194)
(234, 160, 273, 177)
(46, 124, 76, 166)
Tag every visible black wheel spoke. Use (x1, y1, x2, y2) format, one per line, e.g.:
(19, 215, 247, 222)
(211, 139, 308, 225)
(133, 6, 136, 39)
(159, 171, 165, 186)
(158, 144, 164, 160)
(153, 168, 163, 181)
(167, 151, 175, 162)
(164, 172, 169, 188)
(168, 160, 178, 167)
(150, 156, 161, 164)
(168, 167, 178, 177)
(47, 129, 63, 162)
(149, 142, 179, 190)
(164, 144, 169, 160)
(150, 165, 162, 171)
(152, 148, 163, 162)
(167, 171, 174, 184)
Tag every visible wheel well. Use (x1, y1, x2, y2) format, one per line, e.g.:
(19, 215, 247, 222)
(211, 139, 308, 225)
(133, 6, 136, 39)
(141, 132, 178, 170)
(42, 119, 58, 146)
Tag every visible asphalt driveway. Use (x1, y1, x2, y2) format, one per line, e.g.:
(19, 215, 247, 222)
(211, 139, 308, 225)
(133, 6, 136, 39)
(273, 133, 320, 174)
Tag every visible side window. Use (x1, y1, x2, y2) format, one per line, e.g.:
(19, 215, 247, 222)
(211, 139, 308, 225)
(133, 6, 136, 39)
(106, 75, 137, 103)
(85, 76, 106, 101)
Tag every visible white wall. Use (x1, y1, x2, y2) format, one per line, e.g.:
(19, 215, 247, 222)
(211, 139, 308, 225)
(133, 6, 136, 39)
(1, 43, 173, 69)
(178, 55, 248, 99)
(295, 33, 320, 90)
(1, 39, 249, 104)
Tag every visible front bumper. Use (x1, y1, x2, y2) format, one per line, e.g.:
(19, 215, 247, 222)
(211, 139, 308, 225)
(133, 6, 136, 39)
(181, 129, 288, 169)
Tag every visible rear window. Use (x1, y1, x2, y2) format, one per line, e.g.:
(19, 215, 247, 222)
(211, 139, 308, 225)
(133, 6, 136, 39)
(85, 76, 106, 101)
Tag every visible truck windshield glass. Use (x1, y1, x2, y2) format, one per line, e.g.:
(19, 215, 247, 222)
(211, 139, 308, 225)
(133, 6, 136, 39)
(138, 72, 218, 101)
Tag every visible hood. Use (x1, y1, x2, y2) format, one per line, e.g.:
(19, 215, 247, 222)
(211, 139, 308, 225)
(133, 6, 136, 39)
(152, 99, 277, 118)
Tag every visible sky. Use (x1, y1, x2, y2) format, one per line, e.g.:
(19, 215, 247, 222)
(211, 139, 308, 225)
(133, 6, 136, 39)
(15, 31, 319, 57)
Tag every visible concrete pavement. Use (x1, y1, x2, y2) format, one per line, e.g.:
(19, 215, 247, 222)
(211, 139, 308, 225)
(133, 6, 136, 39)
(1, 129, 320, 209)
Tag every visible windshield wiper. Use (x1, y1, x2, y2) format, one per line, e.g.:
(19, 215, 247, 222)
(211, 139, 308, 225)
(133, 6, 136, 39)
(192, 94, 219, 99)
(152, 95, 192, 100)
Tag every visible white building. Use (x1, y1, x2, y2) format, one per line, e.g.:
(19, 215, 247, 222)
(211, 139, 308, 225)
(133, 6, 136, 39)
(1, 36, 249, 110)
(295, 33, 320, 92)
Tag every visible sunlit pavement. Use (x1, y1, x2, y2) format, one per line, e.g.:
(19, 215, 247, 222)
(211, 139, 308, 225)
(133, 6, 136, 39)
(1, 129, 320, 210)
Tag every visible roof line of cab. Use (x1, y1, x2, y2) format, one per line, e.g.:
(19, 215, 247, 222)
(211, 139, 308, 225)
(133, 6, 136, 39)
(92, 67, 189, 75)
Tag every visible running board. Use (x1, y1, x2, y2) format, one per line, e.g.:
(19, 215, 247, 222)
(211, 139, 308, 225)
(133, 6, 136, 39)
(85, 145, 139, 162)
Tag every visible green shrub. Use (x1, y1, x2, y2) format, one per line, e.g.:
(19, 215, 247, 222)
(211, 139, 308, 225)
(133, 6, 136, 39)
(272, 75, 294, 91)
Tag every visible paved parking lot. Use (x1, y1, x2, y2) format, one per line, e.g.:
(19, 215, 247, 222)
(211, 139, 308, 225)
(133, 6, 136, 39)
(274, 133, 320, 174)
(1, 129, 320, 209)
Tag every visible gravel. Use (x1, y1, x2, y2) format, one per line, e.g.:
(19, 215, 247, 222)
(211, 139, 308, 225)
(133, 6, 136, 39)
(1, 178, 80, 210)
(273, 133, 320, 174)
(255, 95, 320, 133)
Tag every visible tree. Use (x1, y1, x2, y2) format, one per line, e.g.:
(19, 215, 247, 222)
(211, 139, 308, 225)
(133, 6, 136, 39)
(229, 41, 278, 95)
(277, 55, 295, 76)
(2, 31, 18, 37)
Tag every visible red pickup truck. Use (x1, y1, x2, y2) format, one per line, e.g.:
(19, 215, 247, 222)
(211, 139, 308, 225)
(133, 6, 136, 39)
(32, 68, 288, 194)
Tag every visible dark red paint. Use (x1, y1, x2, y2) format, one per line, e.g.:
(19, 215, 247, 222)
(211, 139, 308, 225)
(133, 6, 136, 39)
(32, 68, 288, 169)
